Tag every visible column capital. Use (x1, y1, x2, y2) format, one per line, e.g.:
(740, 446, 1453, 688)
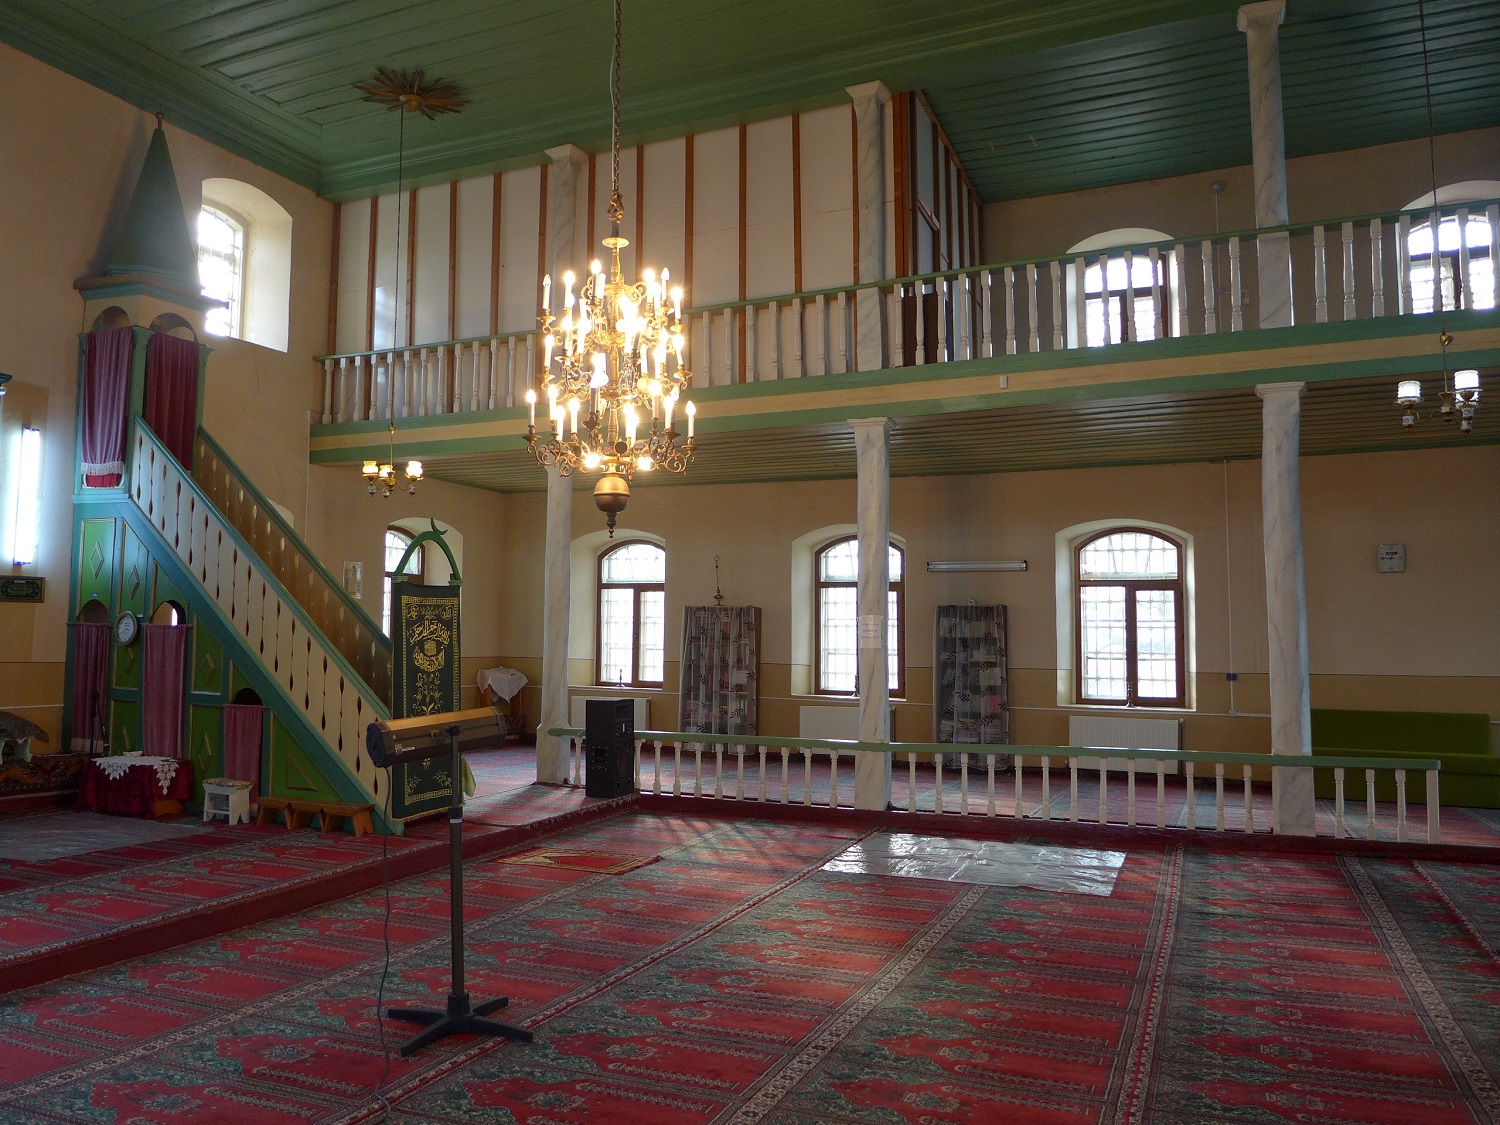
(1255, 381, 1305, 401)
(544, 143, 588, 169)
(1237, 1, 1285, 33)
(845, 80, 892, 108)
(849, 416, 895, 436)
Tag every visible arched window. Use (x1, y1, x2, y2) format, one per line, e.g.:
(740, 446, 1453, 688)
(198, 205, 245, 339)
(1075, 528, 1185, 708)
(1401, 183, 1500, 315)
(198, 178, 293, 351)
(382, 527, 422, 636)
(1407, 214, 1496, 315)
(597, 541, 666, 687)
(1070, 228, 1175, 348)
(815, 537, 904, 696)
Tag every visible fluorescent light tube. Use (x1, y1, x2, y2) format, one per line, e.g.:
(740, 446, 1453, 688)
(925, 560, 1027, 573)
(13, 426, 41, 565)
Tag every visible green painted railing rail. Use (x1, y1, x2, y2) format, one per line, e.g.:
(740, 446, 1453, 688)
(546, 729, 1442, 775)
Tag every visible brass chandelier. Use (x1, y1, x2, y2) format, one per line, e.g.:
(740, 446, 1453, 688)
(525, 0, 695, 535)
(356, 68, 467, 499)
(364, 420, 423, 497)
(1395, 0, 1481, 433)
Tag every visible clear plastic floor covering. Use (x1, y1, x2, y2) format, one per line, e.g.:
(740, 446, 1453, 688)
(0, 811, 208, 861)
(823, 833, 1126, 896)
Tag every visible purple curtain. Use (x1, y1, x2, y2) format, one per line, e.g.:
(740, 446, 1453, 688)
(142, 623, 187, 759)
(222, 704, 264, 799)
(145, 332, 199, 469)
(81, 326, 134, 487)
(69, 622, 110, 753)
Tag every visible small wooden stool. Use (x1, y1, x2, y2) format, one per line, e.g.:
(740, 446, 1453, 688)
(256, 796, 292, 828)
(201, 778, 252, 826)
(320, 802, 376, 837)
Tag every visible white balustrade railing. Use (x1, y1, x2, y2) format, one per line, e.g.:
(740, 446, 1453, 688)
(319, 199, 1500, 424)
(131, 424, 390, 809)
(553, 730, 1442, 844)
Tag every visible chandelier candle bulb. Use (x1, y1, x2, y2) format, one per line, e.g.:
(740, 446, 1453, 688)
(685, 400, 696, 439)
(525, 388, 536, 427)
(541, 273, 551, 313)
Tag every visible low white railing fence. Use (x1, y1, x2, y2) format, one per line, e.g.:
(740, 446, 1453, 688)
(552, 730, 1443, 844)
(320, 198, 1499, 423)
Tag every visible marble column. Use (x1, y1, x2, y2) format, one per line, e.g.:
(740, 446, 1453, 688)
(1238, 2, 1292, 328)
(847, 81, 892, 372)
(1256, 382, 1314, 835)
(536, 464, 573, 784)
(545, 144, 590, 278)
(852, 416, 893, 811)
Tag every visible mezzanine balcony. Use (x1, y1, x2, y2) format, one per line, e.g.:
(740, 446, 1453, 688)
(309, 198, 1500, 489)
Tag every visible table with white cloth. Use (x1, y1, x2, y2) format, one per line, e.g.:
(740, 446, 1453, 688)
(477, 667, 529, 740)
(75, 755, 194, 817)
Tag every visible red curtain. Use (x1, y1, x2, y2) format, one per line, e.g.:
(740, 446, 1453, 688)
(142, 623, 187, 759)
(145, 332, 199, 469)
(81, 326, 134, 487)
(68, 622, 110, 753)
(222, 704, 264, 799)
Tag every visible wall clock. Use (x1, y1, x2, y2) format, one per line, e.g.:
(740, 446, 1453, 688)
(114, 611, 140, 646)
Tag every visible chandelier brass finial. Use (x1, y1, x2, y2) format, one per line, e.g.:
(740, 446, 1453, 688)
(356, 68, 470, 120)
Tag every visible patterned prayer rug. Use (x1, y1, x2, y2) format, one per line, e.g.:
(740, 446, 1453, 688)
(2, 812, 1498, 1124)
(493, 845, 659, 875)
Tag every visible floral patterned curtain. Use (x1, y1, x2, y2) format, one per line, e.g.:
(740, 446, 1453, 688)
(934, 604, 1009, 746)
(677, 606, 759, 736)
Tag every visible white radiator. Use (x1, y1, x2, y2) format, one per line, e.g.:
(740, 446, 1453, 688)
(1068, 714, 1182, 774)
(799, 705, 893, 740)
(570, 695, 651, 731)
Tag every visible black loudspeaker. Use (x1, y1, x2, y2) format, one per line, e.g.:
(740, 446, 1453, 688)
(585, 699, 636, 798)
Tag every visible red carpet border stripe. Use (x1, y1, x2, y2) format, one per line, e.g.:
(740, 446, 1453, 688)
(1413, 860, 1500, 967)
(1105, 845, 1184, 1125)
(724, 882, 989, 1124)
(1343, 856, 1500, 1120)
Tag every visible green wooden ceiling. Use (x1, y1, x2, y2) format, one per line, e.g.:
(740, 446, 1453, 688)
(3, 0, 1496, 202)
(408, 375, 1497, 496)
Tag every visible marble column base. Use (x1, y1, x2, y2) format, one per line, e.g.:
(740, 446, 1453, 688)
(1272, 765, 1316, 836)
(854, 751, 891, 812)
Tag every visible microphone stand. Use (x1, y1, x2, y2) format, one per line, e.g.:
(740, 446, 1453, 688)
(385, 723, 533, 1055)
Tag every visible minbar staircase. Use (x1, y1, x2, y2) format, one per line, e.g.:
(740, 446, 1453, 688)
(124, 421, 396, 821)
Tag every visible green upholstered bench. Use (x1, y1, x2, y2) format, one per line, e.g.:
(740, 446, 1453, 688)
(1311, 708, 1497, 808)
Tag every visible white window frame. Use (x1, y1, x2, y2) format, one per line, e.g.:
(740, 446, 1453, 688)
(198, 204, 245, 339)
(382, 526, 422, 636)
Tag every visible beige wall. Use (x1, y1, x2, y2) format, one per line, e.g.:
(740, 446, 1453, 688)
(486, 445, 1500, 753)
(0, 43, 331, 745)
(984, 126, 1500, 265)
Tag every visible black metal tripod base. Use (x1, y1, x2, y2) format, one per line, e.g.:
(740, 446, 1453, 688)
(386, 992, 533, 1057)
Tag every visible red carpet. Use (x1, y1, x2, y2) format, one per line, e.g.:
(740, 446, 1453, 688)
(0, 756, 618, 995)
(0, 810, 1497, 1123)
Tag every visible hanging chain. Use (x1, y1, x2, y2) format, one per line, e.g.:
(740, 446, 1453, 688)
(394, 106, 407, 350)
(607, 0, 624, 227)
(1417, 0, 1451, 383)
